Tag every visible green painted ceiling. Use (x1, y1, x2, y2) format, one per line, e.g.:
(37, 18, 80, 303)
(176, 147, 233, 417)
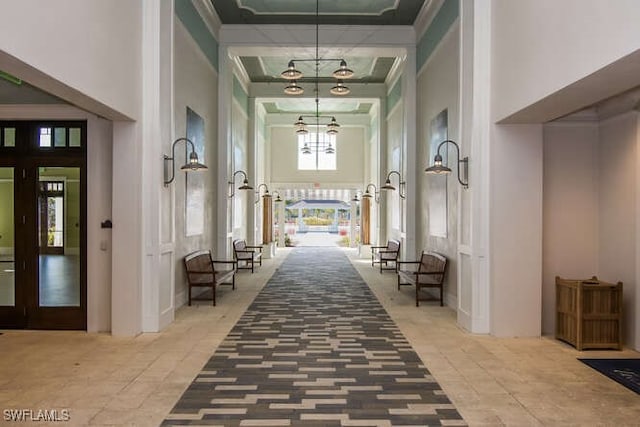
(263, 99, 373, 114)
(241, 56, 395, 83)
(210, 0, 427, 25)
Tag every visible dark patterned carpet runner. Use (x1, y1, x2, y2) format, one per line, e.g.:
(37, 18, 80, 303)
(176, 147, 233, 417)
(163, 247, 465, 426)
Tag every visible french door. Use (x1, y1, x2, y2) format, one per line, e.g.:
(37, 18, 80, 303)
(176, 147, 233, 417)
(0, 121, 86, 330)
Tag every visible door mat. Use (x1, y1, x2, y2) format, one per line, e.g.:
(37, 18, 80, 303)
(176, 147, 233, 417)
(579, 358, 640, 394)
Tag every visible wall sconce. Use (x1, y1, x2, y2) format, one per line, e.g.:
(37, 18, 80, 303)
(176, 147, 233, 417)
(351, 193, 360, 202)
(381, 170, 406, 199)
(361, 183, 380, 203)
(255, 185, 283, 203)
(255, 183, 273, 204)
(425, 139, 469, 188)
(228, 170, 253, 198)
(163, 137, 207, 186)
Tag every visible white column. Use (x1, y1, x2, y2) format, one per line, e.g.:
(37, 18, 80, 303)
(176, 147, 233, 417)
(217, 45, 232, 258)
(112, 122, 142, 336)
(490, 124, 543, 337)
(402, 45, 417, 261)
(142, 0, 174, 333)
(350, 193, 357, 248)
(457, 0, 491, 334)
(111, 0, 173, 335)
(277, 197, 286, 247)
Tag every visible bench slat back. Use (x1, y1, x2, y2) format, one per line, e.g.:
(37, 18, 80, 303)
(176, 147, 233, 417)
(419, 251, 447, 283)
(233, 240, 247, 251)
(387, 239, 400, 252)
(184, 250, 214, 282)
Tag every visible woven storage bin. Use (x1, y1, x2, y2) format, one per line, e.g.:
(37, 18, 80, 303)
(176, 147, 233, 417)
(555, 276, 623, 350)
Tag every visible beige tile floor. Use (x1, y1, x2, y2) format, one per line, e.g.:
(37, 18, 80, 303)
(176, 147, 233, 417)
(0, 248, 638, 426)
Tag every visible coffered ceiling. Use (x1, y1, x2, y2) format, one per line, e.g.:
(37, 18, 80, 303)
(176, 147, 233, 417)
(209, 0, 428, 25)
(209, 1, 425, 116)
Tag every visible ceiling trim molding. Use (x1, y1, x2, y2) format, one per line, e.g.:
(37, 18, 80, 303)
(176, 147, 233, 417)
(416, 18, 458, 78)
(193, 0, 222, 39)
(235, 0, 401, 17)
(416, 0, 458, 72)
(386, 56, 405, 88)
(414, 0, 440, 40)
(221, 24, 414, 50)
(231, 56, 251, 88)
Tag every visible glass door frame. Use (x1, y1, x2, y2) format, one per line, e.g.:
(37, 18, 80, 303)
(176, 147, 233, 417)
(0, 120, 87, 330)
(0, 160, 24, 328)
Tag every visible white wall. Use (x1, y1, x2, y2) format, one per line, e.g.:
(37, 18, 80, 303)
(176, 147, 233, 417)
(232, 86, 250, 241)
(598, 112, 638, 348)
(0, 105, 113, 332)
(542, 123, 599, 335)
(87, 116, 113, 332)
(385, 100, 404, 243)
(416, 23, 460, 304)
(490, 124, 543, 337)
(172, 18, 219, 306)
(0, 0, 142, 120)
(270, 126, 365, 186)
(492, 0, 640, 122)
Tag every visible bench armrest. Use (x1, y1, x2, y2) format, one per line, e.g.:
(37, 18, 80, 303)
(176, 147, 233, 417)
(245, 246, 263, 251)
(212, 260, 236, 265)
(188, 269, 213, 274)
(377, 250, 398, 254)
(371, 246, 387, 250)
(414, 271, 445, 275)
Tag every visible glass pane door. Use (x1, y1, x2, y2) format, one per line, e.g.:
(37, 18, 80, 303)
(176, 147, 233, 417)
(0, 167, 15, 307)
(37, 167, 80, 307)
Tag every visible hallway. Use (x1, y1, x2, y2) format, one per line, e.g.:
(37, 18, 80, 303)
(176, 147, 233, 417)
(1, 250, 639, 426)
(163, 247, 464, 425)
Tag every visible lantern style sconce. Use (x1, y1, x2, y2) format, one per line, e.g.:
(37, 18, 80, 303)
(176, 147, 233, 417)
(381, 170, 406, 199)
(255, 183, 273, 204)
(255, 185, 284, 203)
(228, 170, 253, 198)
(361, 183, 380, 203)
(163, 137, 207, 186)
(425, 139, 469, 188)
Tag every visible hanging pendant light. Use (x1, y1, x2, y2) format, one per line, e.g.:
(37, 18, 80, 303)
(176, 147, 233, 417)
(284, 80, 304, 95)
(325, 142, 335, 154)
(332, 60, 354, 79)
(326, 117, 340, 135)
(281, 60, 303, 80)
(301, 142, 312, 154)
(294, 116, 308, 134)
(330, 80, 350, 95)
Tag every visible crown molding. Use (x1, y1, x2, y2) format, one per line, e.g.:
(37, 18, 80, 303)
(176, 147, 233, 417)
(193, 0, 221, 40)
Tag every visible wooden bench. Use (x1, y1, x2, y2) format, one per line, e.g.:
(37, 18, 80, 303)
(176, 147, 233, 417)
(371, 239, 401, 273)
(233, 239, 263, 273)
(397, 251, 447, 306)
(184, 250, 236, 306)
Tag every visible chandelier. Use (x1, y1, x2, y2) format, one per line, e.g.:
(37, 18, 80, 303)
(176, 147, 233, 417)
(282, 0, 354, 154)
(279, 0, 355, 98)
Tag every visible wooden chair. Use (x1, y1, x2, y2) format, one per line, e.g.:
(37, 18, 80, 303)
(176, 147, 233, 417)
(371, 239, 401, 273)
(397, 251, 447, 306)
(184, 250, 235, 306)
(233, 239, 263, 273)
